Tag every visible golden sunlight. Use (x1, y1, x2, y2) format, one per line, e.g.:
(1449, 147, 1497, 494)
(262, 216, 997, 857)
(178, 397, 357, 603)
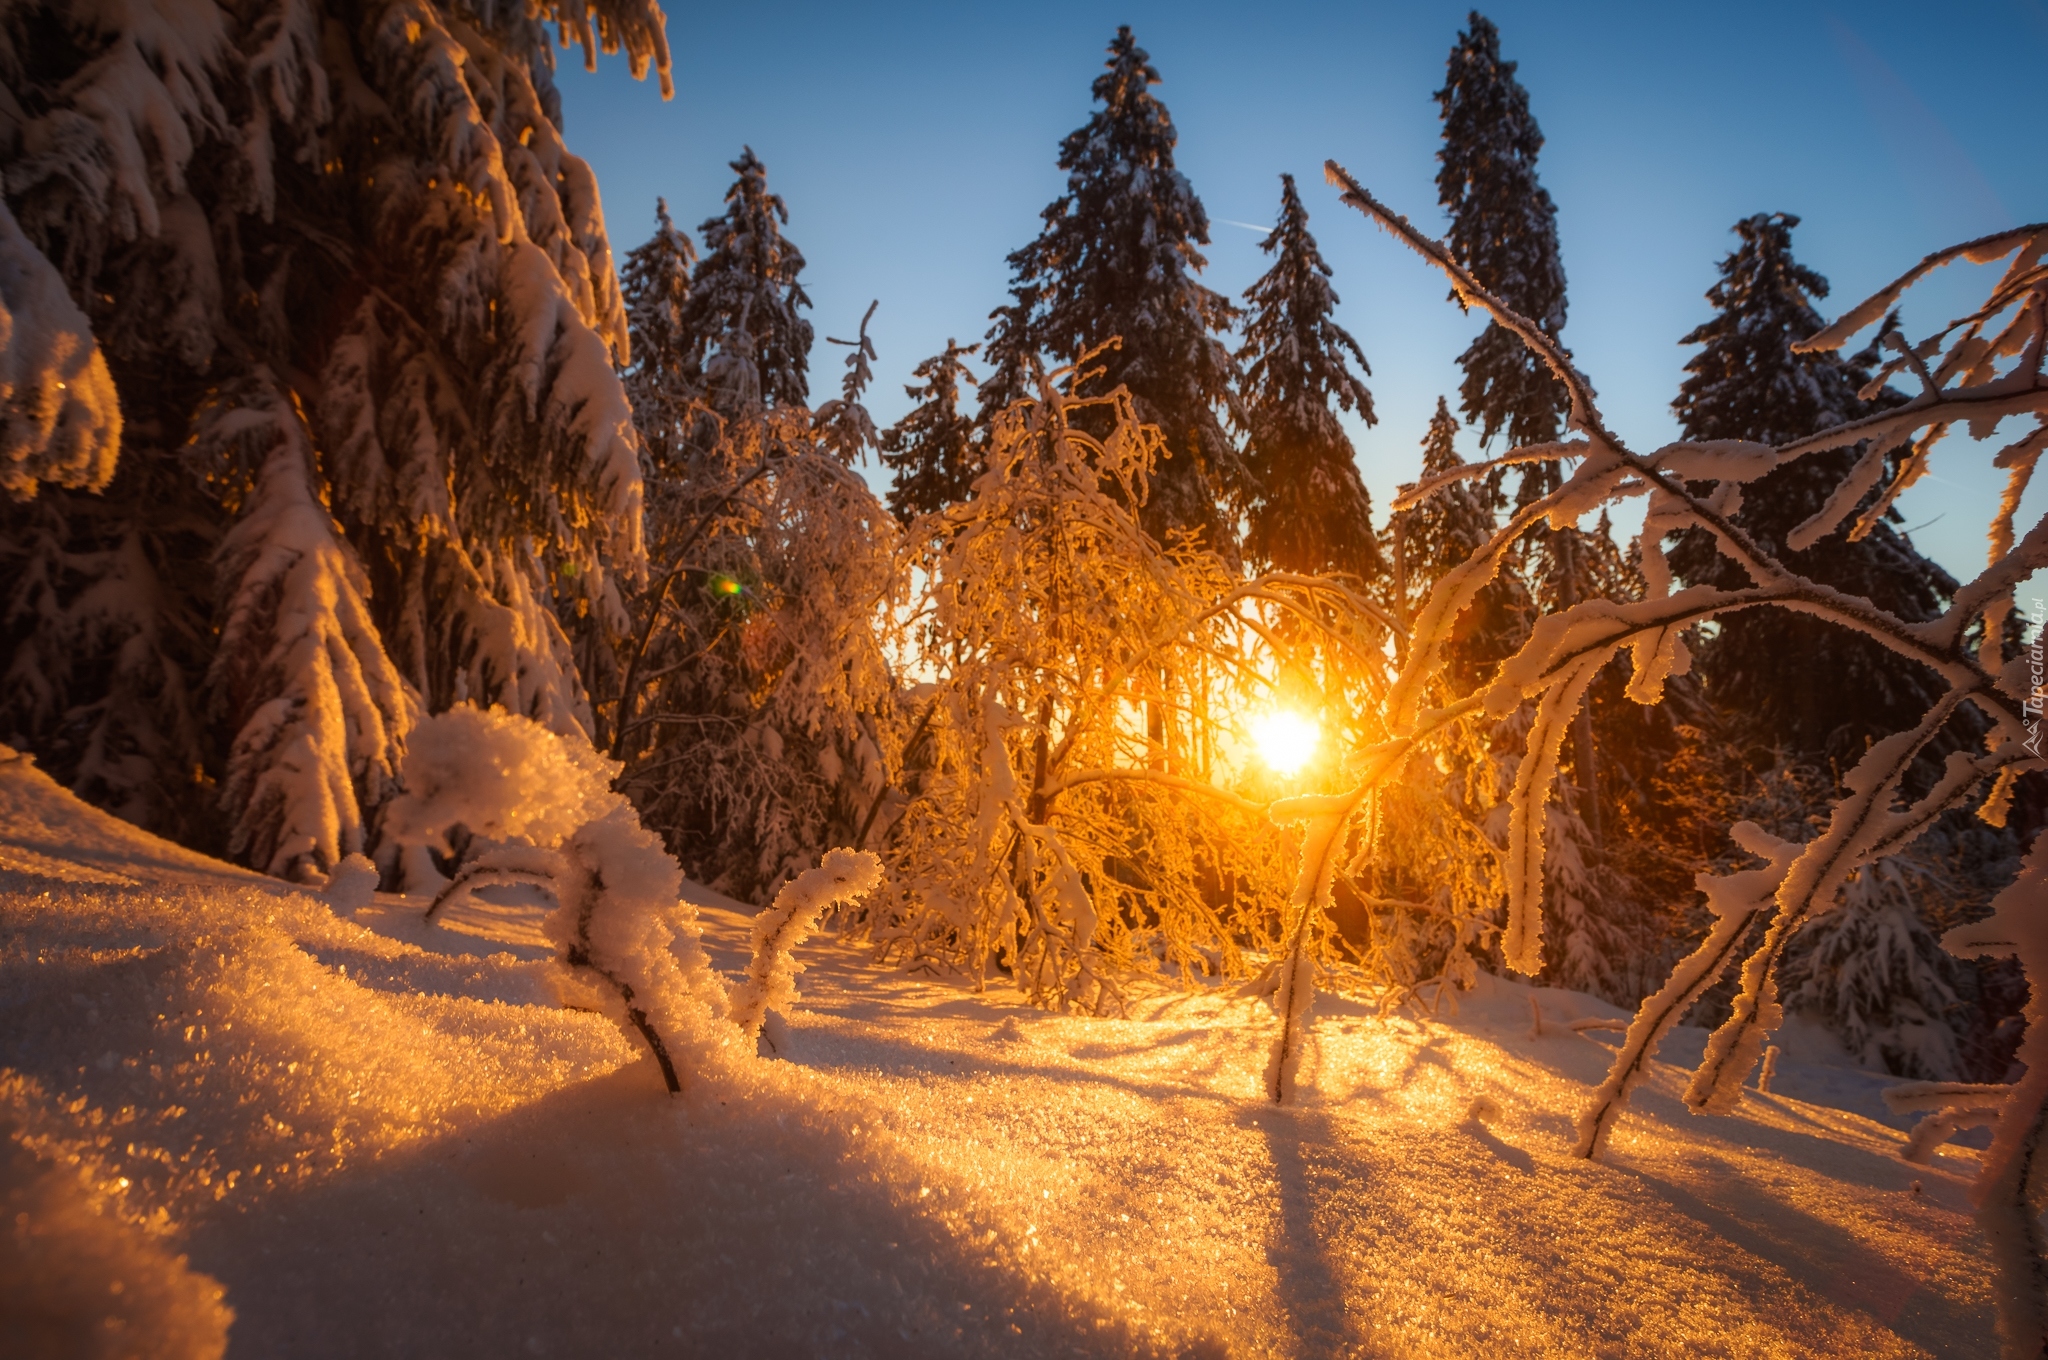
(1251, 709, 1320, 777)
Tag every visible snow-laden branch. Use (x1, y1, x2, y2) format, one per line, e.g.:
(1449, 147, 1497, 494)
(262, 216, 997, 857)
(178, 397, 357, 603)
(0, 199, 120, 500)
(1943, 836, 2048, 1358)
(729, 848, 883, 1040)
(1325, 173, 2048, 1278)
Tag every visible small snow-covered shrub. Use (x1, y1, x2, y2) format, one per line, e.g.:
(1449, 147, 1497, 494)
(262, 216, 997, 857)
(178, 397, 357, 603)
(384, 706, 719, 1091)
(611, 406, 902, 902)
(383, 704, 619, 854)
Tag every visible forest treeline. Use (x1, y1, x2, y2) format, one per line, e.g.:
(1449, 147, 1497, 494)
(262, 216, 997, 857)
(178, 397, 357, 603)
(0, 3, 2031, 1086)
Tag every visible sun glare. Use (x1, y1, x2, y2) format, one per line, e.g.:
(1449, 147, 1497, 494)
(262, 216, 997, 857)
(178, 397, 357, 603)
(1251, 709, 1320, 777)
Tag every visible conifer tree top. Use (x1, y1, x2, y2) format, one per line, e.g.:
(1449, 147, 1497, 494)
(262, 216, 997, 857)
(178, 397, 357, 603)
(685, 147, 814, 412)
(1673, 212, 1864, 446)
(1238, 173, 1378, 578)
(1017, 26, 1222, 357)
(1436, 11, 1569, 451)
(991, 26, 1244, 550)
(1421, 396, 1463, 478)
(880, 338, 981, 522)
(622, 197, 698, 382)
(1435, 12, 1563, 326)
(1241, 173, 1373, 431)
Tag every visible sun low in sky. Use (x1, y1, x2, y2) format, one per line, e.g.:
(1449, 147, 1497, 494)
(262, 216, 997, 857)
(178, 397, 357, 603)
(1251, 708, 1320, 777)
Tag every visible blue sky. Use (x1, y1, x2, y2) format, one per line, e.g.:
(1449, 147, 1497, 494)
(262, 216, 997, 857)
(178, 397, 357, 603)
(555, 1, 2048, 581)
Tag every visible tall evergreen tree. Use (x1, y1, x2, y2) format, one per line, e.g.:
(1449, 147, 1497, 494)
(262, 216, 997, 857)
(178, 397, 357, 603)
(1667, 212, 1954, 761)
(985, 27, 1245, 554)
(1238, 174, 1380, 580)
(620, 197, 702, 471)
(881, 339, 981, 522)
(1436, 13, 1620, 844)
(1435, 10, 1569, 454)
(0, 0, 664, 878)
(682, 148, 814, 416)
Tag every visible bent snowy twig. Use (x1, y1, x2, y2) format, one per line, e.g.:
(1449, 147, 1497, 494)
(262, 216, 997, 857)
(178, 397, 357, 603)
(729, 849, 884, 1040)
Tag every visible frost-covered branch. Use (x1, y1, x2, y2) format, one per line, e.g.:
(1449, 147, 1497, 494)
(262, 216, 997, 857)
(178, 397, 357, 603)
(1943, 836, 2048, 1358)
(728, 848, 883, 1040)
(1265, 792, 1356, 1101)
(1329, 175, 2047, 1158)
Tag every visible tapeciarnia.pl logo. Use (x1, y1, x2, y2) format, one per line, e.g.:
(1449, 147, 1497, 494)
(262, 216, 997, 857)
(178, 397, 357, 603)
(2028, 598, 2044, 757)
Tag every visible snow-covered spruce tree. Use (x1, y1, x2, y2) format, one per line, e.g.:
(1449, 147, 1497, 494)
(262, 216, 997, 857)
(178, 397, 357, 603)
(880, 339, 980, 522)
(0, 0, 664, 878)
(1238, 173, 1380, 581)
(852, 353, 1385, 1012)
(985, 27, 1246, 555)
(612, 189, 886, 900)
(1668, 212, 1956, 763)
(974, 288, 1038, 437)
(679, 147, 814, 418)
(1325, 168, 2048, 1356)
(1659, 213, 2010, 1073)
(1434, 7, 1625, 917)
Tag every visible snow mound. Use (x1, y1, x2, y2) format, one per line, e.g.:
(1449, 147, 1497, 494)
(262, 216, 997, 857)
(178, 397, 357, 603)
(1, 1134, 232, 1360)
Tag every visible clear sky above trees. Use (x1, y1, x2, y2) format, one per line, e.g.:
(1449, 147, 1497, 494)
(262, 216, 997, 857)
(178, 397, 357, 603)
(556, 0, 2047, 581)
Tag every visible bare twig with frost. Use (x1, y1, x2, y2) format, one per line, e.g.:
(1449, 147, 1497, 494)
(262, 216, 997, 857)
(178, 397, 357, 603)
(1886, 1080, 2009, 1164)
(1756, 1046, 1780, 1095)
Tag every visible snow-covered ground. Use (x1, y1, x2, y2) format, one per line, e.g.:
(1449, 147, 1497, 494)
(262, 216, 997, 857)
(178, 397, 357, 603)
(0, 749, 1996, 1358)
